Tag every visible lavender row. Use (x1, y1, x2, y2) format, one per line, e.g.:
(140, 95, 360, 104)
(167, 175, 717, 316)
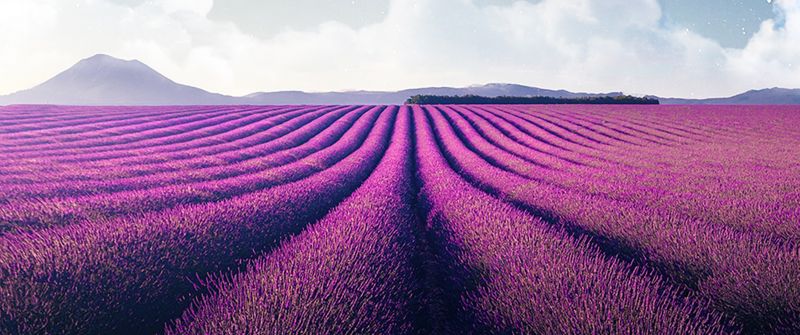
(455, 106, 601, 171)
(544, 108, 800, 242)
(0, 106, 384, 232)
(0, 106, 397, 335)
(0, 107, 275, 161)
(504, 106, 800, 182)
(168, 106, 420, 334)
(0, 104, 215, 121)
(0, 106, 297, 176)
(453, 106, 800, 242)
(538, 106, 685, 146)
(528, 105, 731, 144)
(0, 105, 213, 134)
(547, 105, 724, 142)
(507, 105, 797, 165)
(0, 106, 252, 150)
(487, 105, 619, 154)
(462, 105, 800, 236)
(0, 106, 188, 135)
(510, 105, 637, 148)
(473, 105, 627, 167)
(412, 106, 731, 334)
(424, 105, 800, 333)
(0, 106, 347, 183)
(0, 106, 369, 201)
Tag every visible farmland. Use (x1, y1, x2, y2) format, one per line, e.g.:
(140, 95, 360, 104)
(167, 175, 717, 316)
(1, 104, 799, 334)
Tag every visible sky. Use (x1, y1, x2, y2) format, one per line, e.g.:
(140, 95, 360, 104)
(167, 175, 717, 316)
(0, 0, 797, 98)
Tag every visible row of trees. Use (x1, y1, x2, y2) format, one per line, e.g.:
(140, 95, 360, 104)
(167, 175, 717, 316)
(405, 94, 660, 105)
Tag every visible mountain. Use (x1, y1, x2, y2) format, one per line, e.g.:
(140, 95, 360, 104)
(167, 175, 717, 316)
(2, 54, 799, 105)
(659, 88, 800, 105)
(0, 54, 240, 105)
(245, 84, 623, 105)
(0, 55, 625, 106)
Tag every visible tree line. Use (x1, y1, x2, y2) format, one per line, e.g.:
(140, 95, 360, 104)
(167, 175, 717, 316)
(405, 94, 660, 105)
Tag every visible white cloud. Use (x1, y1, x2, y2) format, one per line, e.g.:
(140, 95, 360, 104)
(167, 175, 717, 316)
(726, 0, 800, 90)
(0, 0, 798, 97)
(160, 0, 213, 15)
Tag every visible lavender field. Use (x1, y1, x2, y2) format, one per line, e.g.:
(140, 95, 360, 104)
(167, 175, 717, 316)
(1, 104, 799, 334)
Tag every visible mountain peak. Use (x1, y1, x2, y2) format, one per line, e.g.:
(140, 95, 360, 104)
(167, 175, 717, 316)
(83, 53, 124, 62)
(0, 54, 234, 105)
(71, 54, 151, 73)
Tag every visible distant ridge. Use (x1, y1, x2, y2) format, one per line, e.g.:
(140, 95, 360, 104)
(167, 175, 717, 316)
(245, 83, 624, 105)
(658, 88, 800, 105)
(1, 54, 799, 105)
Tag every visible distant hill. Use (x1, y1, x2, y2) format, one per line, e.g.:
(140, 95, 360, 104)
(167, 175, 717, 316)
(1, 54, 798, 105)
(0, 54, 240, 105)
(658, 88, 800, 105)
(245, 84, 624, 105)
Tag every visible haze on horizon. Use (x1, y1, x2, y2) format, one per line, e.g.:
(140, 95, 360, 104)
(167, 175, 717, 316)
(1, 0, 798, 99)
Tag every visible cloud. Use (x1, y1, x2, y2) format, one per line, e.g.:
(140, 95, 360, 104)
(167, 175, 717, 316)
(726, 0, 800, 90)
(0, 0, 798, 98)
